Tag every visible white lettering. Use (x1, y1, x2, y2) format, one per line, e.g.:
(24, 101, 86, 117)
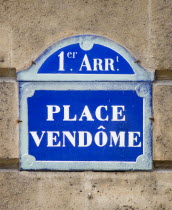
(128, 132, 141, 147)
(93, 59, 103, 71)
(109, 131, 125, 147)
(95, 106, 108, 121)
(30, 131, 46, 147)
(47, 105, 60, 121)
(58, 51, 64, 71)
(78, 131, 92, 147)
(105, 58, 115, 71)
(95, 131, 108, 147)
(63, 105, 77, 121)
(79, 105, 94, 121)
(47, 131, 61, 147)
(79, 54, 92, 71)
(62, 131, 76, 147)
(111, 106, 126, 121)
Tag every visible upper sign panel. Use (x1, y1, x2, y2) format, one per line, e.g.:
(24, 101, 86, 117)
(38, 44, 134, 75)
(17, 35, 154, 81)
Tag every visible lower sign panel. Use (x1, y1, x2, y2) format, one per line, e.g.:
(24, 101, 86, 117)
(19, 82, 152, 170)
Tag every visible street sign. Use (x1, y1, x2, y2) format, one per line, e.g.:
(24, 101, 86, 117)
(17, 35, 154, 170)
(17, 35, 154, 82)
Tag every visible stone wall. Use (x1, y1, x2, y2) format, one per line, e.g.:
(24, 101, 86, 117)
(0, 0, 172, 209)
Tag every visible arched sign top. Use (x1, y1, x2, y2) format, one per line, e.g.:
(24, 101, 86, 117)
(38, 44, 134, 75)
(17, 35, 154, 81)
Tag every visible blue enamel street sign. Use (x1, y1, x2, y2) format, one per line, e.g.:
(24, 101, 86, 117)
(17, 35, 154, 171)
(17, 35, 154, 82)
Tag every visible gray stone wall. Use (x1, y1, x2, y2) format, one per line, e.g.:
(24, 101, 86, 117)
(0, 0, 172, 209)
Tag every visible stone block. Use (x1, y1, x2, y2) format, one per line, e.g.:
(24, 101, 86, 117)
(0, 171, 172, 209)
(153, 81, 172, 160)
(150, 0, 172, 70)
(0, 79, 18, 158)
(0, 0, 150, 71)
(0, 28, 11, 68)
